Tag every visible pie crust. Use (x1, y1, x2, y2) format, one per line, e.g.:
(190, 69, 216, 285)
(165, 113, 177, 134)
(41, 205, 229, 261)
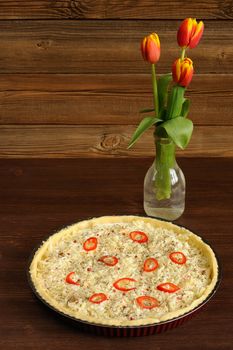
(29, 216, 219, 326)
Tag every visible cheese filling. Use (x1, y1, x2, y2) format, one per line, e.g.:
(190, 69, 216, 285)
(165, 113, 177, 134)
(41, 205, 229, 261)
(34, 221, 212, 322)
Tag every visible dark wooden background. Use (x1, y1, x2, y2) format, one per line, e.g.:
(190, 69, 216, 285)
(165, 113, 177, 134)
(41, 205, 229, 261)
(0, 1, 232, 158)
(0, 3, 233, 348)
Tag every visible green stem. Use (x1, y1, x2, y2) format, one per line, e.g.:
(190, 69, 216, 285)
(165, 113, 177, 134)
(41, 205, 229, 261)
(151, 64, 159, 118)
(155, 138, 175, 200)
(181, 47, 186, 60)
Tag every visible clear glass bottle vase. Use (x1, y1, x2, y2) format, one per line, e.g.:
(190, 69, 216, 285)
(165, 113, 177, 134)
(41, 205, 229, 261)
(144, 137, 185, 221)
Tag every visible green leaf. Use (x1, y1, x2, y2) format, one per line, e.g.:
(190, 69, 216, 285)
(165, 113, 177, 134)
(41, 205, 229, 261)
(155, 124, 168, 138)
(128, 116, 162, 149)
(158, 117, 193, 149)
(167, 86, 185, 119)
(157, 73, 172, 112)
(181, 98, 190, 118)
(139, 107, 155, 113)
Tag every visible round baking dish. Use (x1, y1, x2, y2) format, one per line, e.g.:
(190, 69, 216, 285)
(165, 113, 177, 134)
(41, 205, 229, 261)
(27, 217, 222, 337)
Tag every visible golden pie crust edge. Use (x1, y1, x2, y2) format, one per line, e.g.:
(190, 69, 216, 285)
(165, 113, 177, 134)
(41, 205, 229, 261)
(29, 215, 219, 326)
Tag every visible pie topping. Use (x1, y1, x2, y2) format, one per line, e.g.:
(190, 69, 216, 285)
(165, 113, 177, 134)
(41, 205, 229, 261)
(113, 278, 137, 292)
(65, 272, 80, 286)
(89, 293, 108, 304)
(98, 255, 118, 266)
(157, 282, 180, 293)
(83, 237, 98, 251)
(30, 217, 217, 326)
(129, 231, 148, 243)
(136, 296, 159, 309)
(143, 258, 159, 272)
(169, 251, 187, 265)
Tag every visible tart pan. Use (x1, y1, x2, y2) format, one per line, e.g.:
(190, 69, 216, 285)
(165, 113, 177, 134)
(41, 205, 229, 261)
(27, 221, 221, 337)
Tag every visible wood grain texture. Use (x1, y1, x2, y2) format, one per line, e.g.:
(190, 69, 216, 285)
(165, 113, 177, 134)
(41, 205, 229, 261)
(0, 20, 232, 74)
(0, 158, 232, 350)
(0, 125, 232, 158)
(0, 0, 232, 19)
(0, 74, 232, 125)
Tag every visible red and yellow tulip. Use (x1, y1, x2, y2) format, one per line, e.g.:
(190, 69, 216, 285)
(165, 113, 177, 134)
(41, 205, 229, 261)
(172, 57, 194, 87)
(177, 18, 204, 49)
(141, 33, 160, 64)
(129, 19, 203, 200)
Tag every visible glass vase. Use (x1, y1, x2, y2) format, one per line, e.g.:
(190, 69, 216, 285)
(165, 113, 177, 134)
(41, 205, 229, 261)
(144, 137, 185, 221)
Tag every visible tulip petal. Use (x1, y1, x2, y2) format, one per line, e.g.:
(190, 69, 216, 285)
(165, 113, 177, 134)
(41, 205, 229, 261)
(172, 57, 193, 87)
(172, 58, 181, 84)
(146, 37, 160, 63)
(189, 21, 204, 49)
(141, 37, 147, 60)
(140, 33, 160, 63)
(180, 64, 194, 87)
(177, 18, 193, 47)
(190, 19, 197, 37)
(151, 33, 160, 48)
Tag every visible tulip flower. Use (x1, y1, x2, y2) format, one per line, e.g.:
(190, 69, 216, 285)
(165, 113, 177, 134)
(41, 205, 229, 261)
(172, 58, 194, 87)
(177, 18, 204, 49)
(141, 33, 160, 64)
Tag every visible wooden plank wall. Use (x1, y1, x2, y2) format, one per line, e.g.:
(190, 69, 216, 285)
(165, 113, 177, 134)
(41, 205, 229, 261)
(0, 1, 232, 158)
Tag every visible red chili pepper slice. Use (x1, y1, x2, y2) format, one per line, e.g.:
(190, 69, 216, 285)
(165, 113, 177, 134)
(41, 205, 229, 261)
(169, 251, 187, 265)
(83, 237, 98, 251)
(157, 282, 180, 293)
(89, 293, 108, 304)
(129, 231, 148, 243)
(143, 258, 159, 272)
(98, 255, 118, 266)
(113, 278, 137, 292)
(136, 296, 159, 309)
(65, 272, 80, 286)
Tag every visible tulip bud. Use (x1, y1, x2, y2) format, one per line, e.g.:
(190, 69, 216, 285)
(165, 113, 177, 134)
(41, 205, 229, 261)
(141, 33, 160, 64)
(172, 58, 194, 87)
(177, 18, 204, 49)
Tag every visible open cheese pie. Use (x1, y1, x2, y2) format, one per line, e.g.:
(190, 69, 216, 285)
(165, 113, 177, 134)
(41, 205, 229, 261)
(29, 216, 219, 326)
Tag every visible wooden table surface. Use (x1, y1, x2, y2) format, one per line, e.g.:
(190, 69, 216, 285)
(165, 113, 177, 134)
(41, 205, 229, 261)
(0, 158, 232, 350)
